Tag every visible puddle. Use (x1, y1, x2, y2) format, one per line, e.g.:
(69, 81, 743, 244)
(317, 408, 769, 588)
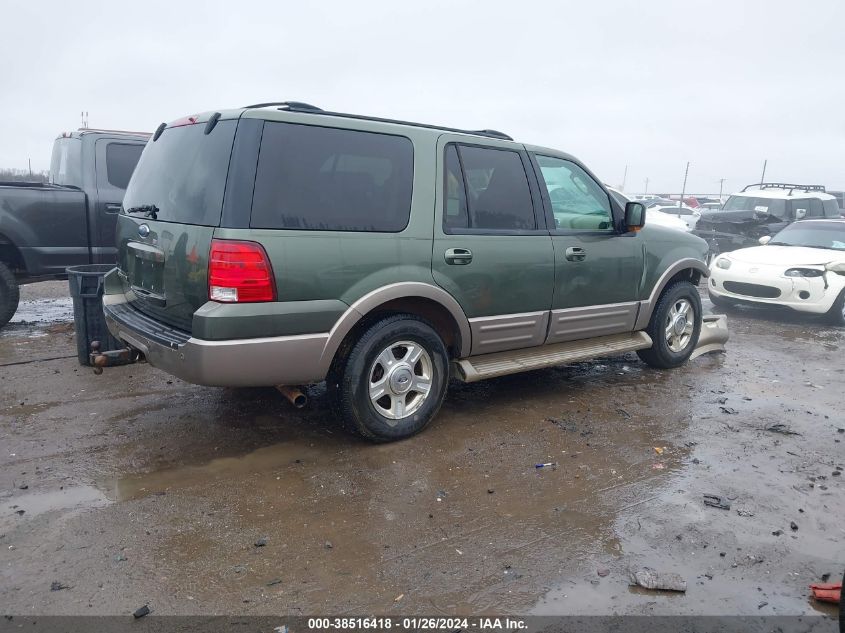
(10, 297, 74, 325)
(2, 484, 109, 522)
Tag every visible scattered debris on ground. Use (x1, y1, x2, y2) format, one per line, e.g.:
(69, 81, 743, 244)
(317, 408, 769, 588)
(629, 567, 687, 592)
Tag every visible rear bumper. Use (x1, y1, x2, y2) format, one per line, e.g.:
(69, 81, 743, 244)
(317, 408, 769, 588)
(103, 295, 329, 387)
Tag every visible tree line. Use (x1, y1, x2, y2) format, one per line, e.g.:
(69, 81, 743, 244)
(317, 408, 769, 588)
(0, 168, 48, 183)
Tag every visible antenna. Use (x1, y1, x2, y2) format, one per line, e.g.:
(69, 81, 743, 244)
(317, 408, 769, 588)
(678, 162, 690, 217)
(81, 111, 89, 129)
(759, 159, 767, 185)
(621, 164, 628, 192)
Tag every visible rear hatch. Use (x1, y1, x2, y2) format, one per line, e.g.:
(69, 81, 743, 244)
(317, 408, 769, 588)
(117, 116, 238, 332)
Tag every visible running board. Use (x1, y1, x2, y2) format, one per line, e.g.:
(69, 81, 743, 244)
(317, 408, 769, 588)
(453, 331, 653, 383)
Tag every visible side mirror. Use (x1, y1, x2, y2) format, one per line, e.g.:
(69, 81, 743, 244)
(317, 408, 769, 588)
(758, 235, 771, 245)
(795, 208, 807, 220)
(625, 201, 646, 232)
(825, 261, 845, 275)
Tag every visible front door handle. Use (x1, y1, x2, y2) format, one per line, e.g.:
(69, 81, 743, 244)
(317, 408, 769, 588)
(445, 248, 473, 265)
(565, 246, 587, 262)
(105, 203, 122, 214)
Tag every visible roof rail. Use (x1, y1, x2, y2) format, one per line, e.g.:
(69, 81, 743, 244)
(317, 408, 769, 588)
(243, 101, 513, 141)
(243, 101, 324, 112)
(742, 182, 826, 193)
(70, 128, 151, 137)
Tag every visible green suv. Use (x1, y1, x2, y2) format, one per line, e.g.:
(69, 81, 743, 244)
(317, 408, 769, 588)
(103, 102, 712, 441)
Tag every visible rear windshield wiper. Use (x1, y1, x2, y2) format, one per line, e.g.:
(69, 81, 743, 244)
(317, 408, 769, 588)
(125, 204, 159, 220)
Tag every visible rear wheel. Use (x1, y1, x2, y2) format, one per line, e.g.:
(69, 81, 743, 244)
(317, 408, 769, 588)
(826, 288, 845, 327)
(638, 281, 702, 369)
(0, 262, 20, 329)
(334, 314, 449, 442)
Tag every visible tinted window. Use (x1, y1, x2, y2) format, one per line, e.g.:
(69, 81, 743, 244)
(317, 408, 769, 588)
(106, 143, 144, 189)
(535, 155, 613, 230)
(122, 121, 236, 226)
(445, 145, 535, 231)
(251, 123, 413, 232)
(444, 145, 468, 230)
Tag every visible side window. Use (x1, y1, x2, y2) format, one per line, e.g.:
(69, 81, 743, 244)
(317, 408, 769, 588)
(534, 155, 613, 230)
(823, 199, 841, 217)
(105, 143, 143, 190)
(251, 122, 414, 232)
(444, 145, 535, 232)
(444, 145, 468, 230)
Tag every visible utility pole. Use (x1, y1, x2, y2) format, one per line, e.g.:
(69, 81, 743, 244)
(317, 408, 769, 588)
(760, 159, 767, 185)
(678, 162, 690, 217)
(621, 164, 628, 192)
(28, 158, 32, 178)
(717, 178, 726, 199)
(644, 177, 649, 195)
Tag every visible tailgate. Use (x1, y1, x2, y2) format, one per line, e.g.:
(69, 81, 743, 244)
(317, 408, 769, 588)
(117, 215, 214, 332)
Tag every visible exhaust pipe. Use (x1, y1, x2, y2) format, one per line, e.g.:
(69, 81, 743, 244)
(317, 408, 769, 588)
(276, 385, 308, 409)
(690, 314, 729, 360)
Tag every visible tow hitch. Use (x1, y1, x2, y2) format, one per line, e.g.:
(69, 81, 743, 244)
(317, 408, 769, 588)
(89, 340, 141, 374)
(690, 314, 729, 360)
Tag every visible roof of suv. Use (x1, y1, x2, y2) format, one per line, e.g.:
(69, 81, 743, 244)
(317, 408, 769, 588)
(732, 189, 835, 201)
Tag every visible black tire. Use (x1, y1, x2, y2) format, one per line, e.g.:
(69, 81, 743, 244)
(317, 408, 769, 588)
(826, 288, 845, 327)
(637, 280, 702, 369)
(708, 290, 735, 310)
(0, 262, 20, 329)
(334, 314, 449, 442)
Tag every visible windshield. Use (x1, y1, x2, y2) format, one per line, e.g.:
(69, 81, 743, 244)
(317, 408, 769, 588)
(122, 120, 236, 226)
(723, 195, 787, 218)
(769, 222, 845, 250)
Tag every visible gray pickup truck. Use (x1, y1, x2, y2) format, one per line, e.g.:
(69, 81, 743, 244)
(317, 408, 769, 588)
(0, 128, 149, 327)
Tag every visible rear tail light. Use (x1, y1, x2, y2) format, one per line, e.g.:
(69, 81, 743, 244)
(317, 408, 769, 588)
(208, 239, 276, 303)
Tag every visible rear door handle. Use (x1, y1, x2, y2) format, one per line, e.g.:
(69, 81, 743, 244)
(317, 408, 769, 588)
(105, 204, 122, 214)
(445, 248, 473, 265)
(565, 246, 586, 262)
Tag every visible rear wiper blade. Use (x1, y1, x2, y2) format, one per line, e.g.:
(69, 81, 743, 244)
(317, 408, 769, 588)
(125, 204, 159, 219)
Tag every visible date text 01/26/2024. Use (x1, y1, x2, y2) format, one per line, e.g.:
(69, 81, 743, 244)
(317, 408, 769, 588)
(304, 618, 528, 630)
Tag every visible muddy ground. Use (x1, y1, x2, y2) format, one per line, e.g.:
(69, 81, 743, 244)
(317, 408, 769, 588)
(0, 281, 842, 617)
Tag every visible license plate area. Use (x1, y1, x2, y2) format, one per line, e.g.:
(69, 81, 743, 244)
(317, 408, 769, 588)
(127, 242, 165, 297)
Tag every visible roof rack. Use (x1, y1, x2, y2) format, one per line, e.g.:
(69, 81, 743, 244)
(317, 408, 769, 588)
(73, 128, 151, 137)
(742, 182, 826, 194)
(242, 101, 513, 141)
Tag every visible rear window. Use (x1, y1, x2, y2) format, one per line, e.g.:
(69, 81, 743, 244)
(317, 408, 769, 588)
(106, 143, 144, 189)
(122, 120, 236, 226)
(250, 122, 414, 232)
(50, 137, 82, 187)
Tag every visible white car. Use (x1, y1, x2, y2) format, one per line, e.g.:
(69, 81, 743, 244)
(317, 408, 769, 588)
(607, 188, 690, 232)
(648, 204, 702, 230)
(708, 219, 845, 325)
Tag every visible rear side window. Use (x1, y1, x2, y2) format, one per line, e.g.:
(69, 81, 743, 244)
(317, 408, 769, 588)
(251, 123, 413, 232)
(444, 144, 536, 232)
(106, 143, 144, 189)
(792, 198, 824, 219)
(122, 120, 236, 226)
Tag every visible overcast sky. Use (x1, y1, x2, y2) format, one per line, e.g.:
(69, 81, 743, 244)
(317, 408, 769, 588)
(2, 0, 843, 194)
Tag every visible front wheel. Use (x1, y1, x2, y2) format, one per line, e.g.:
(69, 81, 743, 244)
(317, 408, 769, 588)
(0, 262, 21, 329)
(826, 288, 845, 327)
(334, 314, 449, 442)
(637, 281, 702, 369)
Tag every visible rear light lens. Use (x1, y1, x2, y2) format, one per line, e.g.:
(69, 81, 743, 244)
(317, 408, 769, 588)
(208, 239, 276, 303)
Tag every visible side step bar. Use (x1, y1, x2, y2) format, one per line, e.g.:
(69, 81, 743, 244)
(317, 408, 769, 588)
(453, 331, 653, 383)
